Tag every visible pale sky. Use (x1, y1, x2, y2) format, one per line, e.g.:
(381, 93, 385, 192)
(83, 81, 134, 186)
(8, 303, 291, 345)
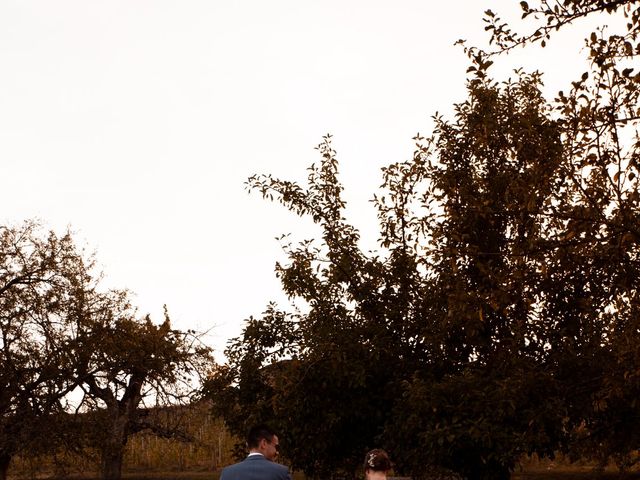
(0, 1, 603, 359)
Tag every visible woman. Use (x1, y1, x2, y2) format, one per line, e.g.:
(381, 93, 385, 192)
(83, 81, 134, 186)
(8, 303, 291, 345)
(364, 449, 392, 480)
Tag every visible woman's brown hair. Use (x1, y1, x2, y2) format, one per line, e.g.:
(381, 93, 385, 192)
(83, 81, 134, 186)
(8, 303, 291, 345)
(364, 449, 391, 472)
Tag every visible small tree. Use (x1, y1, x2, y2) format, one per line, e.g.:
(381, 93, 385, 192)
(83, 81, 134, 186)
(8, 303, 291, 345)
(0, 221, 215, 480)
(71, 295, 214, 480)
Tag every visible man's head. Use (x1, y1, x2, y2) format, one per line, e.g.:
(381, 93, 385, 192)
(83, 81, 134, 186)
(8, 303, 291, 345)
(247, 424, 280, 461)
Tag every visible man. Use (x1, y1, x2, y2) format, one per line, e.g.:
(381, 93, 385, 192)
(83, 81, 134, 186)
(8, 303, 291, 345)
(220, 424, 292, 480)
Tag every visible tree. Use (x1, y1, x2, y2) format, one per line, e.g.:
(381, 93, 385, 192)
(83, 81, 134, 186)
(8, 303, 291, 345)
(379, 69, 566, 480)
(207, 140, 422, 479)
(208, 2, 640, 479)
(0, 221, 92, 480)
(481, 0, 640, 470)
(212, 96, 568, 478)
(0, 221, 215, 480)
(72, 300, 214, 480)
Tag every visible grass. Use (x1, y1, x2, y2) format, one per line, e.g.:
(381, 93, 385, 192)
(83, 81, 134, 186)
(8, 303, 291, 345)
(20, 460, 640, 480)
(34, 472, 640, 480)
(514, 474, 640, 480)
(511, 463, 640, 480)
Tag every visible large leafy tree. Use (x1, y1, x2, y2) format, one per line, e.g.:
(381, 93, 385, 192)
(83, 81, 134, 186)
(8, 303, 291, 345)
(208, 2, 640, 479)
(482, 0, 640, 471)
(212, 73, 570, 480)
(385, 70, 569, 480)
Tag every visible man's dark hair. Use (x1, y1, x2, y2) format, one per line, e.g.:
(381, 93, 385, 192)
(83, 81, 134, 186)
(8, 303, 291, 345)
(247, 424, 276, 449)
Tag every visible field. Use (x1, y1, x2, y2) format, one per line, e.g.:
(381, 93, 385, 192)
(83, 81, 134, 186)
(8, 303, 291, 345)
(9, 407, 640, 480)
(514, 472, 640, 480)
(15, 466, 640, 480)
(12, 457, 640, 480)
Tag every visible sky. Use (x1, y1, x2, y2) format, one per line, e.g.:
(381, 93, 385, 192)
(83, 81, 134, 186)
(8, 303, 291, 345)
(0, 1, 605, 359)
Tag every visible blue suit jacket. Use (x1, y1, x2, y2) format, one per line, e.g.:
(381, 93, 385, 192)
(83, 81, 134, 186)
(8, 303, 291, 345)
(220, 454, 292, 480)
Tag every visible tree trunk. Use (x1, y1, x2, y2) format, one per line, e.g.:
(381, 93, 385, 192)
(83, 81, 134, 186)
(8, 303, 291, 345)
(0, 453, 11, 480)
(472, 464, 511, 480)
(101, 445, 124, 480)
(462, 459, 511, 480)
(95, 372, 145, 480)
(100, 412, 128, 480)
